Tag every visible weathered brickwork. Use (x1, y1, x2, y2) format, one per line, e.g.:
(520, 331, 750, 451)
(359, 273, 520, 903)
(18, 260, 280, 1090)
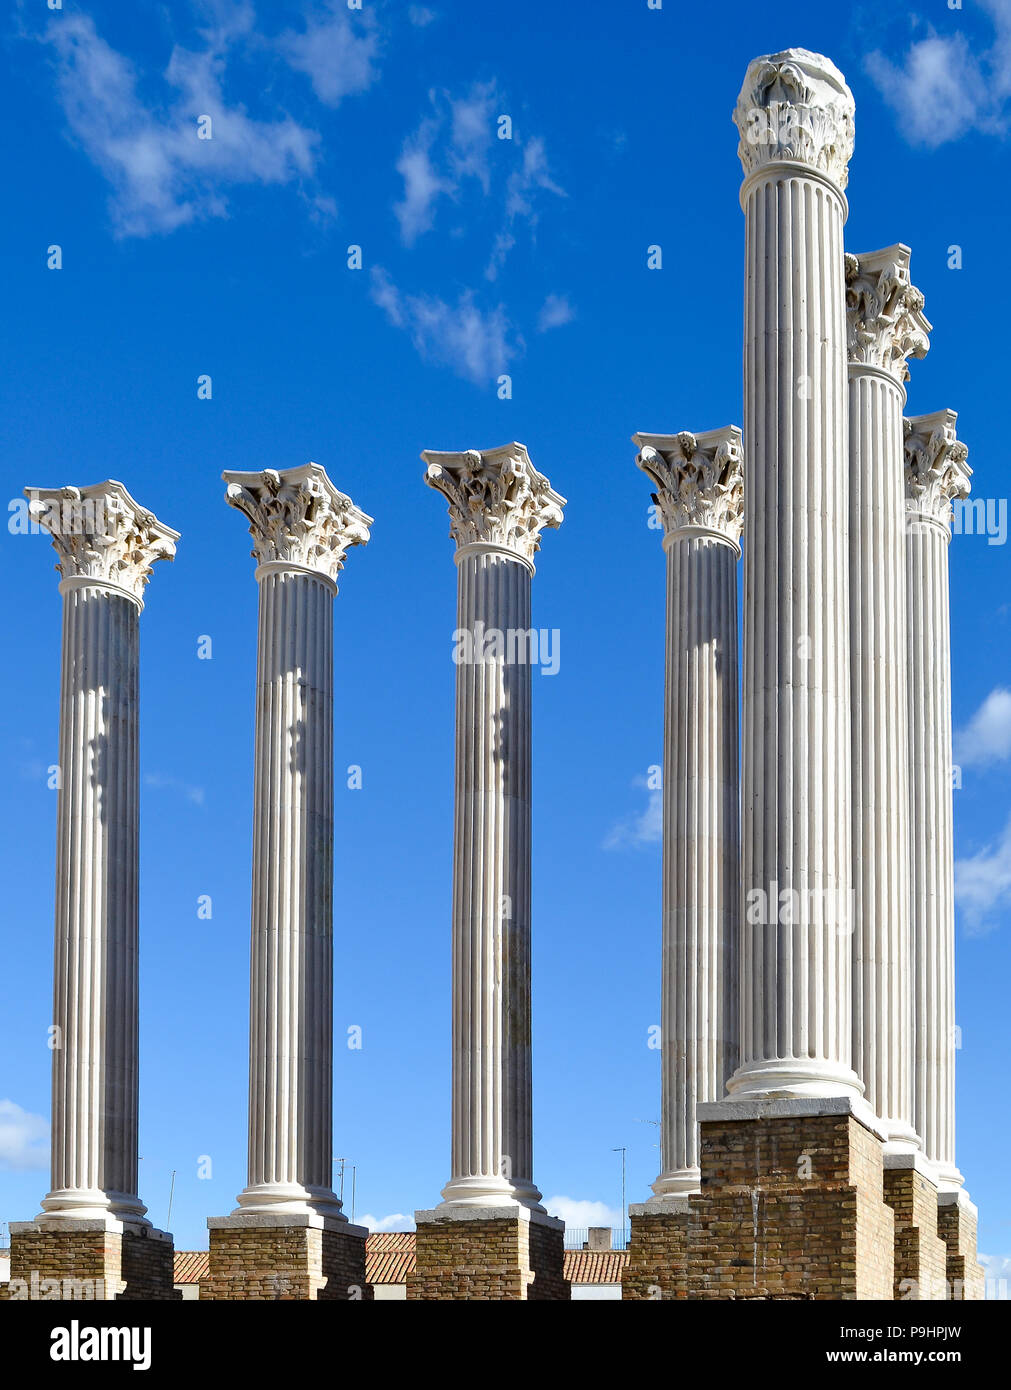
(201, 1223, 369, 1301)
(0, 1224, 179, 1301)
(622, 1210, 689, 1300)
(882, 1166, 948, 1300)
(936, 1197, 986, 1301)
(407, 1215, 569, 1301)
(678, 1111, 894, 1300)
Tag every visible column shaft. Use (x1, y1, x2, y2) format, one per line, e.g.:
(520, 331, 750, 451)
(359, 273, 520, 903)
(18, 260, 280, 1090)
(48, 586, 143, 1217)
(849, 368, 915, 1145)
(449, 553, 534, 1198)
(735, 167, 857, 1095)
(660, 535, 739, 1187)
(246, 570, 335, 1201)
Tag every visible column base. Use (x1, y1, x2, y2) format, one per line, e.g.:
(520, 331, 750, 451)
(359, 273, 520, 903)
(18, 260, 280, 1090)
(407, 1205, 569, 1301)
(882, 1155, 949, 1300)
(936, 1190, 986, 1301)
(201, 1214, 370, 1301)
(0, 1218, 179, 1301)
(622, 1197, 690, 1300)
(681, 1097, 895, 1299)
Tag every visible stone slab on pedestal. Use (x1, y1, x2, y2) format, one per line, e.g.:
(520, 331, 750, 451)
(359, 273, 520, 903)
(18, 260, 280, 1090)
(0, 1220, 179, 1301)
(622, 1199, 690, 1301)
(686, 1098, 894, 1300)
(936, 1191, 985, 1301)
(882, 1156, 948, 1300)
(201, 1215, 369, 1301)
(407, 1206, 569, 1301)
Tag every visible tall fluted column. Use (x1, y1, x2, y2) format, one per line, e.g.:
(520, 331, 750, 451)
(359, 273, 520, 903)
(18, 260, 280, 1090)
(729, 49, 860, 1098)
(633, 428, 743, 1196)
(423, 444, 564, 1211)
(223, 463, 371, 1220)
(26, 481, 178, 1224)
(846, 247, 930, 1151)
(904, 413, 971, 1191)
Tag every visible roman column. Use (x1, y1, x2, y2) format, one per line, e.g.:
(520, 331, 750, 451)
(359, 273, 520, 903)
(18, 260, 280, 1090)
(904, 413, 970, 1187)
(204, 462, 372, 1302)
(409, 443, 568, 1301)
(728, 49, 860, 1099)
(634, 427, 743, 1195)
(846, 247, 930, 1150)
(8, 480, 180, 1300)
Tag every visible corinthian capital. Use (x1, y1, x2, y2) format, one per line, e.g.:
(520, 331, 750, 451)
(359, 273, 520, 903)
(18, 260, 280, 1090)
(904, 411, 971, 536)
(734, 48, 855, 190)
(846, 245, 931, 381)
(223, 462, 372, 585)
(634, 426, 744, 548)
(423, 442, 565, 565)
(25, 480, 178, 603)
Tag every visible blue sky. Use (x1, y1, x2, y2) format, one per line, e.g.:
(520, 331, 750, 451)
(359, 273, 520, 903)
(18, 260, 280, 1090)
(2, 0, 1010, 1284)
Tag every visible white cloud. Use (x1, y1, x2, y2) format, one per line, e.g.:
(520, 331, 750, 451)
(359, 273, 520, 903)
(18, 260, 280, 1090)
(371, 267, 518, 384)
(393, 81, 497, 243)
(355, 1212, 415, 1232)
(144, 772, 206, 805)
(408, 5, 438, 26)
(954, 688, 1011, 767)
(866, 2, 1011, 146)
(0, 1100, 50, 1171)
(279, 2, 379, 108)
(954, 813, 1011, 933)
(981, 1253, 1011, 1297)
(537, 293, 575, 333)
(603, 777, 662, 850)
(486, 135, 564, 281)
(543, 1196, 623, 1228)
(43, 13, 319, 237)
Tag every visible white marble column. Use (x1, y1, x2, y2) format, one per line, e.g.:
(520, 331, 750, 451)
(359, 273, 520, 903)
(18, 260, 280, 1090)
(224, 463, 371, 1220)
(846, 247, 931, 1151)
(633, 428, 743, 1196)
(904, 414, 971, 1191)
(728, 50, 861, 1099)
(25, 481, 178, 1223)
(423, 444, 564, 1210)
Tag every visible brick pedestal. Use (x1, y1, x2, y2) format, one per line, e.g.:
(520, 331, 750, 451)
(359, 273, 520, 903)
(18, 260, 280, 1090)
(622, 1201, 690, 1300)
(882, 1157, 948, 1300)
(936, 1191, 985, 1301)
(201, 1216, 370, 1301)
(682, 1098, 895, 1300)
(407, 1207, 569, 1301)
(0, 1220, 178, 1301)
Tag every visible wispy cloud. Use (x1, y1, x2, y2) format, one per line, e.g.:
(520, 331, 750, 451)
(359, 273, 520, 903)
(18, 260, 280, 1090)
(603, 776, 662, 850)
(371, 267, 518, 384)
(486, 135, 565, 281)
(394, 81, 498, 244)
(279, 1, 379, 108)
(866, 1, 1011, 146)
(537, 292, 575, 333)
(543, 1196, 623, 1228)
(954, 688, 1011, 767)
(980, 1253, 1011, 1297)
(0, 1100, 50, 1171)
(41, 13, 320, 237)
(408, 5, 438, 27)
(144, 772, 206, 806)
(955, 813, 1011, 933)
(355, 1211, 415, 1232)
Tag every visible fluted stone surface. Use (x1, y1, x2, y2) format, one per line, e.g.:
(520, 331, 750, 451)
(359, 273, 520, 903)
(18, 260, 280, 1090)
(846, 246, 930, 1151)
(904, 414, 971, 1190)
(423, 443, 564, 1210)
(25, 481, 178, 1223)
(223, 463, 371, 1220)
(633, 428, 743, 1195)
(730, 50, 860, 1098)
